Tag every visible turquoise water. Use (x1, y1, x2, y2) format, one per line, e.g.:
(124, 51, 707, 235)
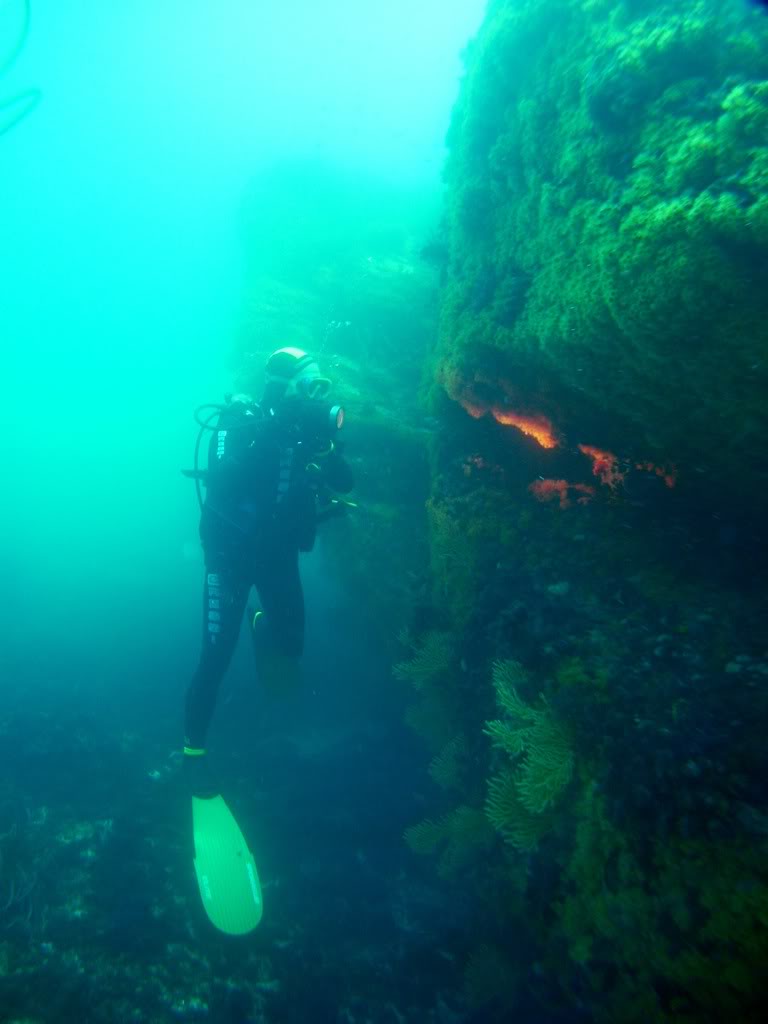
(1, 7, 486, 1018)
(1, 0, 484, 690)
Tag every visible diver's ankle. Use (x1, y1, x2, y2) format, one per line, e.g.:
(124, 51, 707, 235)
(183, 747, 220, 799)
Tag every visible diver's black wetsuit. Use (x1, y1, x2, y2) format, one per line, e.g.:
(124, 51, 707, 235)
(184, 399, 353, 748)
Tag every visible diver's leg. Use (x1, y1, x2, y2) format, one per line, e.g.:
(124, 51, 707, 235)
(250, 548, 304, 690)
(184, 564, 249, 795)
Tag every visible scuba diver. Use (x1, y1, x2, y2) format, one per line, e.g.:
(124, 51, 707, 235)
(183, 347, 354, 800)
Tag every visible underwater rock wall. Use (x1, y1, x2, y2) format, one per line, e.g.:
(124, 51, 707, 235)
(401, 2, 768, 1020)
(438, 0, 768, 496)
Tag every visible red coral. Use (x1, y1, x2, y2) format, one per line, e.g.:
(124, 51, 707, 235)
(529, 479, 595, 509)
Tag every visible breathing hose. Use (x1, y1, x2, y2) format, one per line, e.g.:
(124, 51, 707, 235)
(0, 1, 40, 137)
(186, 404, 228, 511)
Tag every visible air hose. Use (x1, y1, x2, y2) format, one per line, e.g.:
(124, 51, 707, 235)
(0, 0, 31, 75)
(0, 87, 39, 136)
(185, 404, 228, 511)
(0, 1, 40, 136)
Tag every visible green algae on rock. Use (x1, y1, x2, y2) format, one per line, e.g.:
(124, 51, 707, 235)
(438, 0, 768, 494)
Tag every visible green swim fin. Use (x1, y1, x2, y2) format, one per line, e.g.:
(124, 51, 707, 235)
(192, 795, 263, 935)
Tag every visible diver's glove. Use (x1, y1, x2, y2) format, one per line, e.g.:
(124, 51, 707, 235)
(316, 496, 358, 523)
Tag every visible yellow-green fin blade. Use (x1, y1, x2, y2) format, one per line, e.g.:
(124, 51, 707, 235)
(192, 795, 263, 935)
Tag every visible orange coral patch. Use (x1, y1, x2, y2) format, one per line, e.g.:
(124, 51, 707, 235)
(491, 407, 559, 448)
(635, 460, 678, 489)
(529, 479, 595, 509)
(458, 396, 559, 448)
(578, 444, 625, 488)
